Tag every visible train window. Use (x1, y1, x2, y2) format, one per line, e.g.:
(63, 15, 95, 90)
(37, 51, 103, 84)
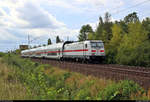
(91, 42, 103, 48)
(85, 44, 87, 48)
(91, 42, 96, 47)
(97, 42, 103, 47)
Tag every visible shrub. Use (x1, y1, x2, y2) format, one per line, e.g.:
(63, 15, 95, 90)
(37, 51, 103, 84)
(97, 80, 145, 100)
(0, 52, 5, 57)
(75, 89, 91, 100)
(1, 54, 148, 100)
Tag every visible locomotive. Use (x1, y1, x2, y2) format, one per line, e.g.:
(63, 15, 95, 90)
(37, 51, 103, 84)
(21, 40, 105, 63)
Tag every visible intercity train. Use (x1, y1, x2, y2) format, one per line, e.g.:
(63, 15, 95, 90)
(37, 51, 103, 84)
(21, 40, 105, 62)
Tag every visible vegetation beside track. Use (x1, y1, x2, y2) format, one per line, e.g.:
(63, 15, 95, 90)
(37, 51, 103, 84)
(0, 53, 150, 100)
(0, 58, 31, 100)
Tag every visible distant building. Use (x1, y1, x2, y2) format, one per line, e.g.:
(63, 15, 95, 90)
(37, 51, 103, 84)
(19, 45, 29, 50)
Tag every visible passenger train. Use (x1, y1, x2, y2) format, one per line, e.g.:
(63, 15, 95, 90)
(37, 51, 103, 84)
(21, 40, 105, 63)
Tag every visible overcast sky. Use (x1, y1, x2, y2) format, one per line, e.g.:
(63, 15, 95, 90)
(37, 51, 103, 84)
(0, 0, 150, 52)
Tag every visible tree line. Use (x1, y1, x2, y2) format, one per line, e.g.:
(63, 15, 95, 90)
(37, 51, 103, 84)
(32, 35, 62, 48)
(78, 12, 150, 67)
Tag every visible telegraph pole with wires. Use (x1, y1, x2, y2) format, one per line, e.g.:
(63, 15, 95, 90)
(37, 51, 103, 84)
(28, 34, 30, 49)
(67, 36, 69, 41)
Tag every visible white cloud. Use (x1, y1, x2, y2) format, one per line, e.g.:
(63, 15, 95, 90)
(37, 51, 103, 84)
(15, 2, 65, 29)
(72, 0, 124, 12)
(74, 0, 106, 6)
(0, 0, 66, 29)
(0, 28, 18, 41)
(0, 0, 79, 42)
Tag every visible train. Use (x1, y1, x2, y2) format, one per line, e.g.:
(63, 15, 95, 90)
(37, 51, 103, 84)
(21, 40, 105, 63)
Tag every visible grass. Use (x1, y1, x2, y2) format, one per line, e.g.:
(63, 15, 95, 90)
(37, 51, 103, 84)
(0, 58, 31, 100)
(0, 54, 150, 100)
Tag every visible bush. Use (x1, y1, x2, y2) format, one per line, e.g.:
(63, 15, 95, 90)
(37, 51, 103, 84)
(97, 80, 145, 100)
(0, 52, 5, 57)
(115, 22, 150, 67)
(75, 89, 91, 100)
(1, 54, 148, 100)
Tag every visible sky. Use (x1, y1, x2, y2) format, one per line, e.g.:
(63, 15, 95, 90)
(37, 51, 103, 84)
(0, 0, 150, 52)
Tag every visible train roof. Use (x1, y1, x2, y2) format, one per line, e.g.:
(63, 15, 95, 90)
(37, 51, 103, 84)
(43, 43, 64, 50)
(21, 40, 104, 53)
(64, 40, 103, 45)
(21, 42, 64, 53)
(86, 40, 103, 42)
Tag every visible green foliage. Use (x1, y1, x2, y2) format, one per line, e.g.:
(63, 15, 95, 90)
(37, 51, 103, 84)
(80, 12, 150, 67)
(118, 20, 128, 33)
(2, 54, 73, 99)
(97, 80, 145, 100)
(56, 36, 61, 43)
(103, 12, 113, 41)
(14, 49, 21, 55)
(75, 89, 91, 100)
(116, 22, 149, 66)
(142, 17, 150, 39)
(1, 54, 149, 100)
(94, 13, 113, 42)
(78, 24, 93, 41)
(124, 12, 139, 24)
(86, 12, 112, 43)
(94, 16, 104, 40)
(78, 12, 150, 67)
(0, 52, 5, 57)
(43, 44, 46, 46)
(48, 38, 52, 45)
(105, 24, 124, 64)
(88, 32, 95, 40)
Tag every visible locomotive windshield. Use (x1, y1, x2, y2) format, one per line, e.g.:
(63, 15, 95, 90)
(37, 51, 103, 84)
(91, 42, 103, 48)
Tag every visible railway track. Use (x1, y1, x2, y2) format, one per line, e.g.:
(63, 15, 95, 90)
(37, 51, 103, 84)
(30, 58, 150, 90)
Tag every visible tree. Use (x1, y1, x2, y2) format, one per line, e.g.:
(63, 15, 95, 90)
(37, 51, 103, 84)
(56, 36, 61, 43)
(89, 12, 113, 43)
(116, 22, 148, 66)
(95, 12, 113, 42)
(95, 16, 104, 40)
(110, 24, 123, 46)
(103, 12, 113, 41)
(106, 24, 124, 63)
(104, 12, 111, 23)
(14, 49, 21, 55)
(142, 17, 150, 39)
(43, 44, 46, 46)
(88, 32, 95, 40)
(124, 12, 139, 24)
(33, 45, 37, 48)
(48, 38, 52, 45)
(78, 24, 93, 41)
(118, 20, 128, 33)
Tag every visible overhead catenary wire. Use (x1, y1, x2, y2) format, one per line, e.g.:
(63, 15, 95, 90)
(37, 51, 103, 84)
(111, 0, 150, 15)
(78, 0, 150, 27)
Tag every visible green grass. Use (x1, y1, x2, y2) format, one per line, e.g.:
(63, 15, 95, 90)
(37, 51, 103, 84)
(0, 58, 32, 100)
(0, 54, 150, 100)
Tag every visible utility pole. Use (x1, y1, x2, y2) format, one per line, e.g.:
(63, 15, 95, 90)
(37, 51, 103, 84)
(67, 36, 69, 41)
(28, 34, 30, 49)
